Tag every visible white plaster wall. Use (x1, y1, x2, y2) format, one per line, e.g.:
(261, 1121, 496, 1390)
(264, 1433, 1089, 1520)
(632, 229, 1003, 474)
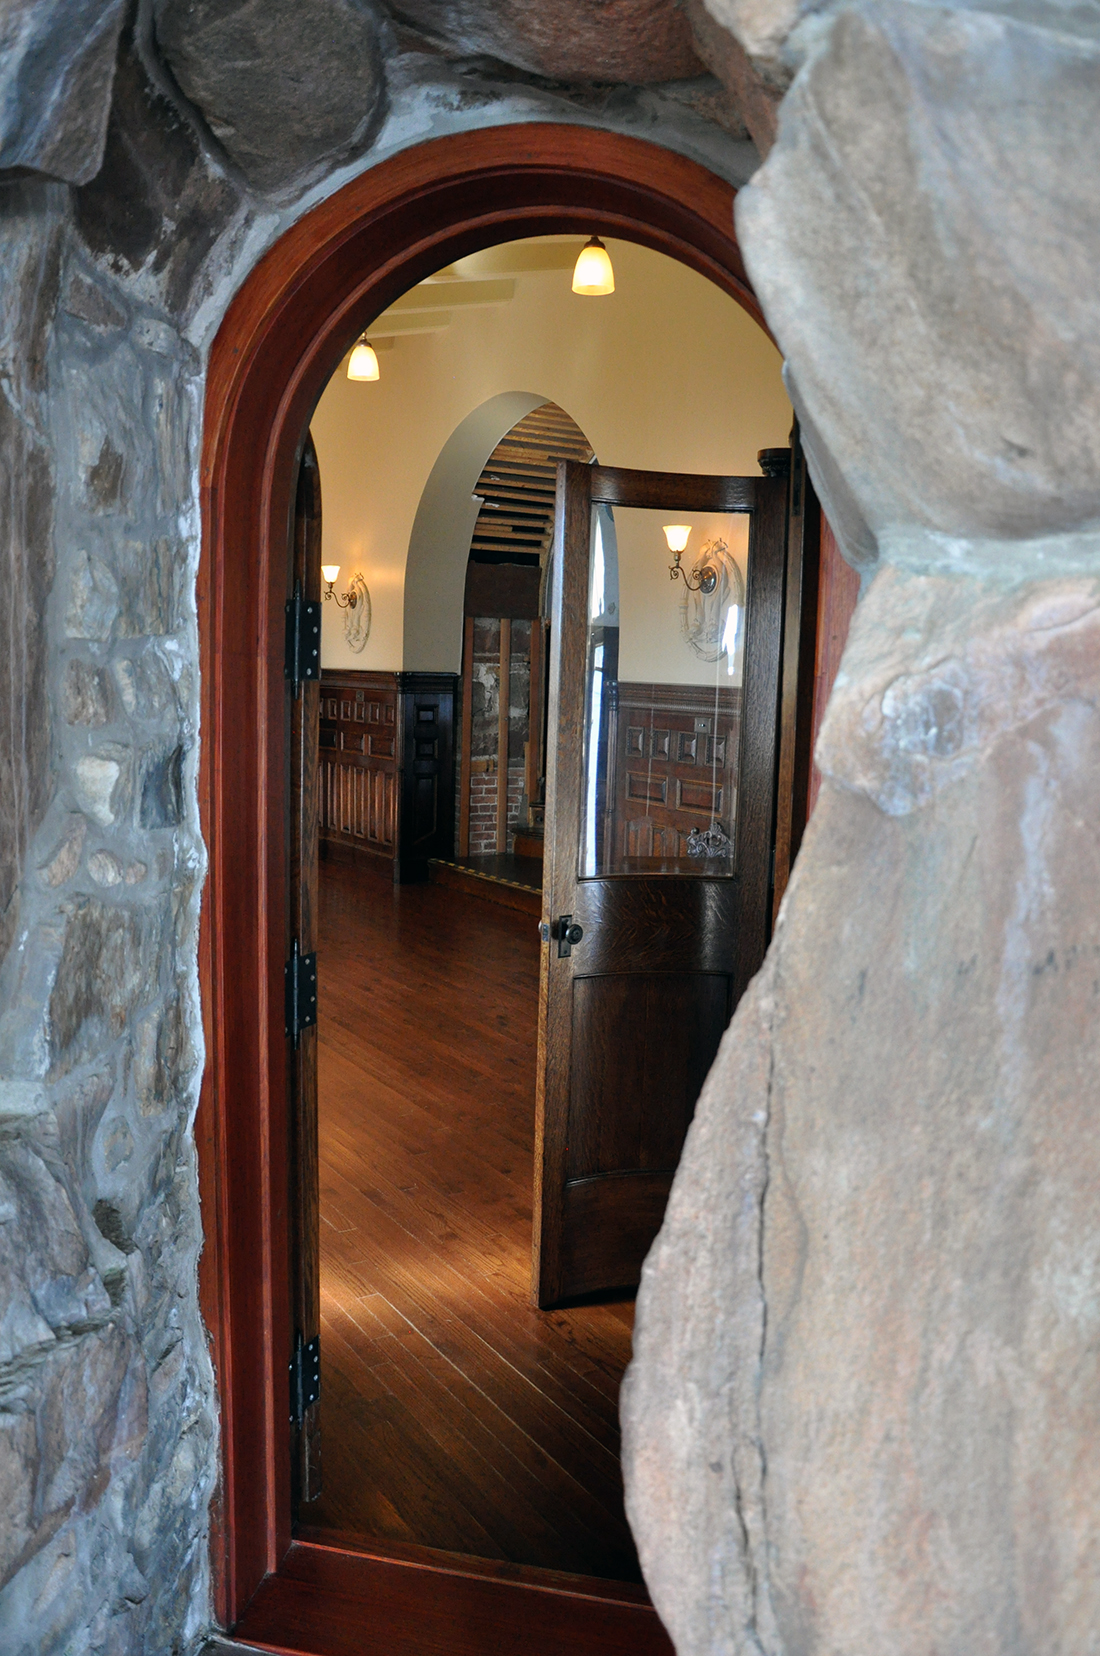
(309, 237, 789, 674)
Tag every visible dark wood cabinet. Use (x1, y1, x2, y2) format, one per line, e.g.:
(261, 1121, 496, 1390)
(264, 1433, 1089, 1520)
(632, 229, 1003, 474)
(319, 669, 456, 881)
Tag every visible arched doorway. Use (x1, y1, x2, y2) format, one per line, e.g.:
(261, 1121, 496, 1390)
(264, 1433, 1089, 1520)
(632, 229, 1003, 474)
(197, 124, 782, 1651)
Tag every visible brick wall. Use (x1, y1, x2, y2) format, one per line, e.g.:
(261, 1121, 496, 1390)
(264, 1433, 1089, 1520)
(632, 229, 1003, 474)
(455, 616, 532, 856)
(468, 760, 526, 854)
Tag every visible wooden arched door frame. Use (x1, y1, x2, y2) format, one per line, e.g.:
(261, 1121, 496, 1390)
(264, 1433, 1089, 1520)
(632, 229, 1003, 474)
(197, 124, 772, 1650)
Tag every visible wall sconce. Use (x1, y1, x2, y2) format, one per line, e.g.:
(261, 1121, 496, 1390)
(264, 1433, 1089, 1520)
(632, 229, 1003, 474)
(664, 525, 717, 593)
(321, 564, 359, 609)
(572, 236, 615, 296)
(347, 337, 380, 381)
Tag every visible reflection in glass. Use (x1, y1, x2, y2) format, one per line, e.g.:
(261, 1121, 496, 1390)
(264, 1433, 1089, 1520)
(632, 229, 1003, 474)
(580, 506, 748, 878)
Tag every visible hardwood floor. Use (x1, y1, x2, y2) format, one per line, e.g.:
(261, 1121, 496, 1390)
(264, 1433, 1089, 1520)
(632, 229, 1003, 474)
(305, 859, 642, 1584)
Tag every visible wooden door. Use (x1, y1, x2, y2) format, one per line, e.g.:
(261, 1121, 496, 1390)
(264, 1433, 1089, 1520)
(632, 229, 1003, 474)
(533, 462, 787, 1307)
(289, 433, 322, 1501)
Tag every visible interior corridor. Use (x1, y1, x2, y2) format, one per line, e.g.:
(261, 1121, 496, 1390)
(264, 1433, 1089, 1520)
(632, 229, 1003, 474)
(303, 859, 642, 1584)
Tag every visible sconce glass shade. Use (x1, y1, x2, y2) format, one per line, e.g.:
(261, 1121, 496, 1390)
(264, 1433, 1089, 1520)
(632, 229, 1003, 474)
(663, 525, 692, 553)
(321, 564, 341, 583)
(572, 237, 615, 296)
(347, 339, 380, 381)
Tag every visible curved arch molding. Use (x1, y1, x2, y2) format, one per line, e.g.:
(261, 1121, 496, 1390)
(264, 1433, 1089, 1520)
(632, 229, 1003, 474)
(197, 123, 760, 1643)
(404, 390, 547, 671)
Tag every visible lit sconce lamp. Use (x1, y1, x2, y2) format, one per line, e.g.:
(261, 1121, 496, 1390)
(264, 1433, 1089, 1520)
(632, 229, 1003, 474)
(321, 564, 360, 609)
(664, 524, 717, 593)
(347, 336, 380, 381)
(572, 236, 615, 296)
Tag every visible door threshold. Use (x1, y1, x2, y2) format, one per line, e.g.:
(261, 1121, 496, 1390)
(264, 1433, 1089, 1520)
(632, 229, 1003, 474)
(294, 1526, 651, 1604)
(231, 1537, 672, 1656)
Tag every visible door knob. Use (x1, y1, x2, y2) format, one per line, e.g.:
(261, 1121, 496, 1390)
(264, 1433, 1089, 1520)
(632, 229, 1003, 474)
(555, 915, 584, 957)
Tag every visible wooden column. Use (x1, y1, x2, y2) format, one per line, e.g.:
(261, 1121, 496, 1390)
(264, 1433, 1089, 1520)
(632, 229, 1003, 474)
(458, 616, 474, 856)
(497, 619, 511, 851)
(525, 620, 544, 816)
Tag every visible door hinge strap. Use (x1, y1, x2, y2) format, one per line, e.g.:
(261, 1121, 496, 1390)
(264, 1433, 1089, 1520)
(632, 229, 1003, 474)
(284, 583, 321, 695)
(285, 937, 317, 1048)
(290, 1332, 321, 1426)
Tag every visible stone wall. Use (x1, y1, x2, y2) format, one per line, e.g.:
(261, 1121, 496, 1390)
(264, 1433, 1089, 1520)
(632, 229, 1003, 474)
(8, 0, 1095, 1650)
(0, 3, 760, 1650)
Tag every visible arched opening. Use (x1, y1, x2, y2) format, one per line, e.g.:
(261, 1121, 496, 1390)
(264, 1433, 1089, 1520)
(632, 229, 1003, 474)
(403, 392, 549, 673)
(197, 125, 806, 1650)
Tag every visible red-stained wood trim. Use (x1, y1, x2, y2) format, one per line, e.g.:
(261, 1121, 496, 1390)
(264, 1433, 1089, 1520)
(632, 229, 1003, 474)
(196, 123, 763, 1642)
(806, 512, 861, 819)
(234, 1540, 673, 1656)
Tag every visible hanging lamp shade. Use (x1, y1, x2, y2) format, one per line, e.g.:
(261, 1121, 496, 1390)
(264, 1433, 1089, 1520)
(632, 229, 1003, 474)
(347, 338, 380, 381)
(572, 236, 615, 296)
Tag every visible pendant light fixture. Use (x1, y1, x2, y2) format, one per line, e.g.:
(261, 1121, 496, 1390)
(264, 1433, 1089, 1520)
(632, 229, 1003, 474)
(572, 236, 615, 296)
(347, 336, 380, 381)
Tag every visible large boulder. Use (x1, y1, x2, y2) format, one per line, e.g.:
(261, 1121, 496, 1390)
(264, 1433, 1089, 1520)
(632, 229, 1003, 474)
(388, 0, 704, 82)
(154, 0, 387, 196)
(0, 0, 127, 184)
(683, 0, 784, 153)
(624, 564, 1100, 1655)
(695, 0, 806, 87)
(734, 1, 1100, 569)
(623, 4, 1100, 1652)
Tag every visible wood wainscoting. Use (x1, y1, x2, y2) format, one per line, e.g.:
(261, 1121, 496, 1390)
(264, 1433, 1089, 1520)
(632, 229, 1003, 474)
(320, 670, 457, 881)
(610, 682, 741, 861)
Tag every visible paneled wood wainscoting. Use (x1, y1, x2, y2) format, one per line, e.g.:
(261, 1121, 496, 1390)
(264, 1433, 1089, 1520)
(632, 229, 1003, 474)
(320, 670, 457, 881)
(301, 858, 642, 1585)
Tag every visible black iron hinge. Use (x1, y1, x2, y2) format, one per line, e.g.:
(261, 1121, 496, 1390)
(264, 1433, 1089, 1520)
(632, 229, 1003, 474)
(284, 583, 321, 696)
(289, 1332, 321, 1426)
(284, 937, 317, 1048)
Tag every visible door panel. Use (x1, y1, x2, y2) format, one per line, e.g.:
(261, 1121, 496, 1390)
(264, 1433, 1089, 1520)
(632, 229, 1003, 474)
(534, 459, 787, 1307)
(557, 1174, 679, 1303)
(567, 973, 730, 1178)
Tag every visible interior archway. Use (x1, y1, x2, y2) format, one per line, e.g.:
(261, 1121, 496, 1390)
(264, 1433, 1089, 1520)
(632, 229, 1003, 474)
(403, 391, 547, 672)
(197, 123, 770, 1647)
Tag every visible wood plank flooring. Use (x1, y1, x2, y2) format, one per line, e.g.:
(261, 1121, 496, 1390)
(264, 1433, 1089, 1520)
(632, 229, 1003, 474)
(305, 860, 642, 1584)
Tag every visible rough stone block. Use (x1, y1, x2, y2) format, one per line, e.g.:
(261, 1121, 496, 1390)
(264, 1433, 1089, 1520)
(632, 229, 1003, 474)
(0, 0, 127, 184)
(61, 658, 111, 727)
(73, 751, 125, 827)
(139, 744, 184, 830)
(115, 538, 177, 639)
(684, 0, 782, 152)
(47, 898, 160, 1077)
(74, 36, 241, 316)
(87, 851, 125, 888)
(624, 564, 1100, 1655)
(735, 1, 1100, 568)
(388, 0, 704, 81)
(85, 435, 126, 512)
(154, 0, 387, 195)
(0, 1137, 111, 1365)
(61, 269, 127, 332)
(131, 995, 190, 1117)
(65, 550, 119, 642)
(0, 1324, 142, 1595)
(696, 0, 805, 87)
(37, 818, 86, 890)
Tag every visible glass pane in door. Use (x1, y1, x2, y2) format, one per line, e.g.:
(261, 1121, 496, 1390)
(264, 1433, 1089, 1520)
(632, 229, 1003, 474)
(580, 504, 749, 878)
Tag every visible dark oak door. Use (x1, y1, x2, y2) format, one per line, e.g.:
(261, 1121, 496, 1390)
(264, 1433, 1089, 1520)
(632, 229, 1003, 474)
(533, 461, 787, 1307)
(289, 433, 322, 1501)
